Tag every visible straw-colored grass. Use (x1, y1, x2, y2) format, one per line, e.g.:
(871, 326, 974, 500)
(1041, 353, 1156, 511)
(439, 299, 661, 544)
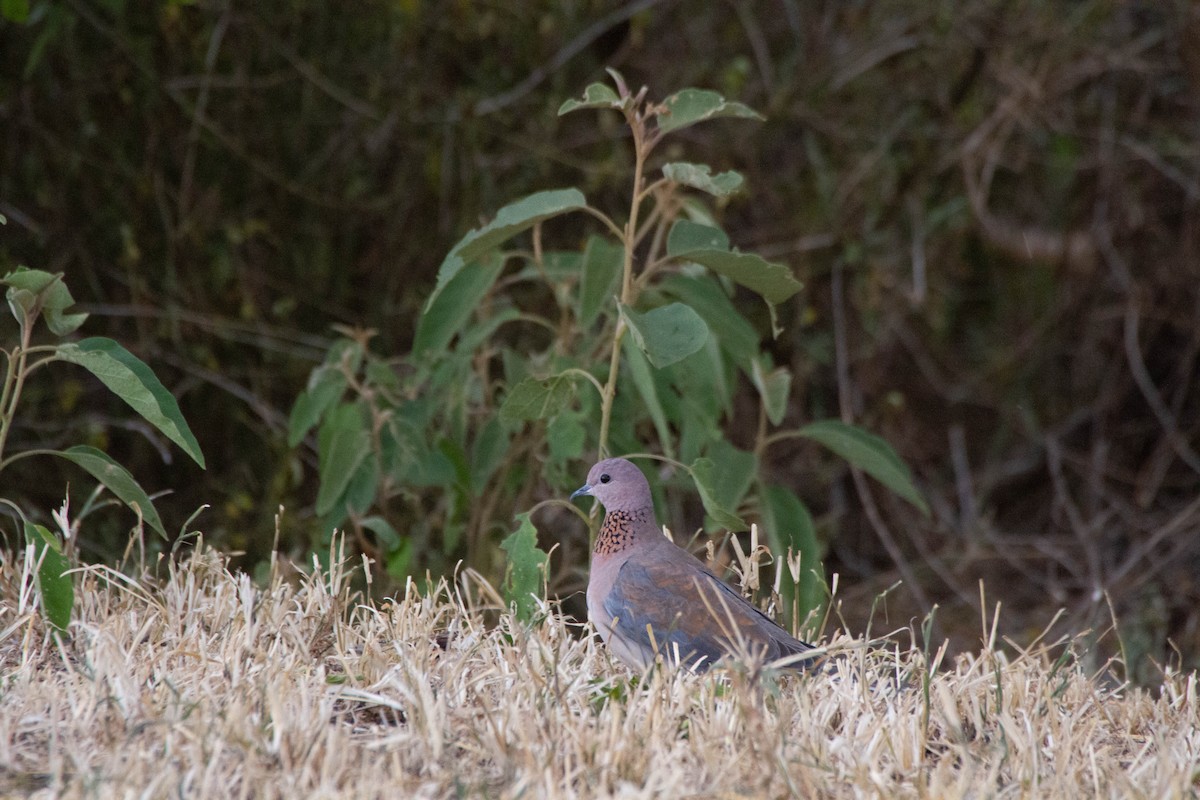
(1, 540, 1197, 799)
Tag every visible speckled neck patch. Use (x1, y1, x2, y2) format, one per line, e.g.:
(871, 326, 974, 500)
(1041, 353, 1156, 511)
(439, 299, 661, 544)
(594, 507, 653, 556)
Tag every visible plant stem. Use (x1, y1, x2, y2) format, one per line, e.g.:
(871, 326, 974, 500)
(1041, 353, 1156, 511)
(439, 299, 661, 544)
(596, 107, 649, 459)
(0, 313, 34, 468)
(560, 367, 605, 400)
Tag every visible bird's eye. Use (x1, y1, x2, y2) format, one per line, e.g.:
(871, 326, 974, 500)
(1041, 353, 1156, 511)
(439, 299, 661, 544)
(599, 473, 611, 484)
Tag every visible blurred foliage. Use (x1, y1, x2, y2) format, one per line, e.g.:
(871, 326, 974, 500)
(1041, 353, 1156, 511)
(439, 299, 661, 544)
(289, 73, 924, 629)
(2, 0, 1200, 680)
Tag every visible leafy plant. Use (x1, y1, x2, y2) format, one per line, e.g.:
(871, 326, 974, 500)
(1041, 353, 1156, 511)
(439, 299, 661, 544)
(1, 267, 206, 630)
(500, 513, 550, 623)
(292, 71, 925, 628)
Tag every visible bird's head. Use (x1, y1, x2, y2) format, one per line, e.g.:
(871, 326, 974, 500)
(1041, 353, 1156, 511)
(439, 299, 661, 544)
(570, 457, 652, 512)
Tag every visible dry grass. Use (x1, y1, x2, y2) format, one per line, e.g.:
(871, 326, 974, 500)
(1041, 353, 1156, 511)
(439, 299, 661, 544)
(1, 540, 1197, 799)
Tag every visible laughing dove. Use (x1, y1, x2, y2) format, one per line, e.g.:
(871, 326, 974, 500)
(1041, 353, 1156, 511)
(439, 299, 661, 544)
(571, 457, 820, 673)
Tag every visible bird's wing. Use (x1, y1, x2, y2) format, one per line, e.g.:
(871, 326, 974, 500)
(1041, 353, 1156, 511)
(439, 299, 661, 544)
(602, 548, 815, 671)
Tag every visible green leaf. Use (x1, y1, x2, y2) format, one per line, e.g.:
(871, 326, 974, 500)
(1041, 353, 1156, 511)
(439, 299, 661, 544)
(499, 374, 576, 425)
(619, 302, 709, 369)
(557, 82, 622, 115)
(384, 536, 414, 580)
(53, 446, 167, 538)
(662, 163, 745, 198)
(287, 367, 348, 447)
(578, 235, 623, 327)
(470, 416, 509, 492)
(25, 522, 73, 632)
(760, 484, 825, 633)
(677, 395, 719, 466)
(798, 420, 929, 514)
(656, 88, 763, 134)
(360, 515, 400, 550)
(500, 513, 549, 623)
(671, 248, 803, 306)
(704, 440, 756, 515)
(660, 274, 759, 373)
(58, 338, 205, 468)
(751, 358, 792, 426)
(546, 411, 586, 462)
(666, 220, 730, 254)
(315, 403, 370, 516)
(457, 308, 522, 355)
(621, 337, 674, 459)
(688, 457, 747, 530)
(668, 335, 732, 419)
(343, 455, 379, 515)
(426, 189, 589, 310)
(2, 267, 88, 335)
(414, 252, 504, 356)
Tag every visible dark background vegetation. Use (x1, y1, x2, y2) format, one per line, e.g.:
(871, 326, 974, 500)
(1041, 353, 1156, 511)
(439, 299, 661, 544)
(3, 0, 1199, 681)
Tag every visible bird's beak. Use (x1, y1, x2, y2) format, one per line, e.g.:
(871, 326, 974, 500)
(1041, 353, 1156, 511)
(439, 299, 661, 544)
(570, 483, 593, 500)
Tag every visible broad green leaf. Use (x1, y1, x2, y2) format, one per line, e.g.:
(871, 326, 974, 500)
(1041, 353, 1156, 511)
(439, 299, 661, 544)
(677, 396, 719, 466)
(656, 88, 763, 134)
(499, 374, 576, 425)
(315, 403, 370, 516)
(384, 536, 414, 580)
(688, 457, 747, 530)
(500, 513, 549, 623)
(672, 249, 802, 306)
(666, 220, 730, 254)
(666, 335, 731, 419)
(751, 358, 792, 426)
(619, 302, 709, 369)
(2, 267, 88, 334)
(546, 411, 586, 462)
(426, 189, 589, 310)
(557, 82, 622, 115)
(25, 522, 73, 632)
(760, 484, 825, 633)
(798, 420, 929, 514)
(578, 235, 623, 327)
(662, 163, 745, 198)
(457, 307, 522, 355)
(6, 287, 36, 326)
(704, 440, 756, 516)
(360, 515, 400, 549)
(660, 274, 759, 373)
(439, 436, 472, 495)
(414, 252, 504, 356)
(470, 416, 509, 492)
(58, 338, 205, 468)
(456, 189, 590, 263)
(621, 337, 674, 459)
(54, 446, 167, 538)
(401, 429, 457, 488)
(365, 358, 402, 393)
(287, 367, 348, 447)
(343, 454, 379, 515)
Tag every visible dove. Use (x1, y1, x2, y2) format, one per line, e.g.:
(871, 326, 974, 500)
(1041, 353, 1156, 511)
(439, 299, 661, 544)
(571, 457, 820, 672)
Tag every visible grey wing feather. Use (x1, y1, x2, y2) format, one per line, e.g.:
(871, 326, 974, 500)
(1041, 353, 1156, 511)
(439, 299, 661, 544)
(604, 554, 817, 671)
(603, 560, 726, 669)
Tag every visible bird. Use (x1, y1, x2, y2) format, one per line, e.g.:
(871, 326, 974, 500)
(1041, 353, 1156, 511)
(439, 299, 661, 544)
(570, 457, 821, 673)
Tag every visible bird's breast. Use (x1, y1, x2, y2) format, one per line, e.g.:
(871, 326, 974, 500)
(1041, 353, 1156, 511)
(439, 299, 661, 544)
(593, 508, 653, 556)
